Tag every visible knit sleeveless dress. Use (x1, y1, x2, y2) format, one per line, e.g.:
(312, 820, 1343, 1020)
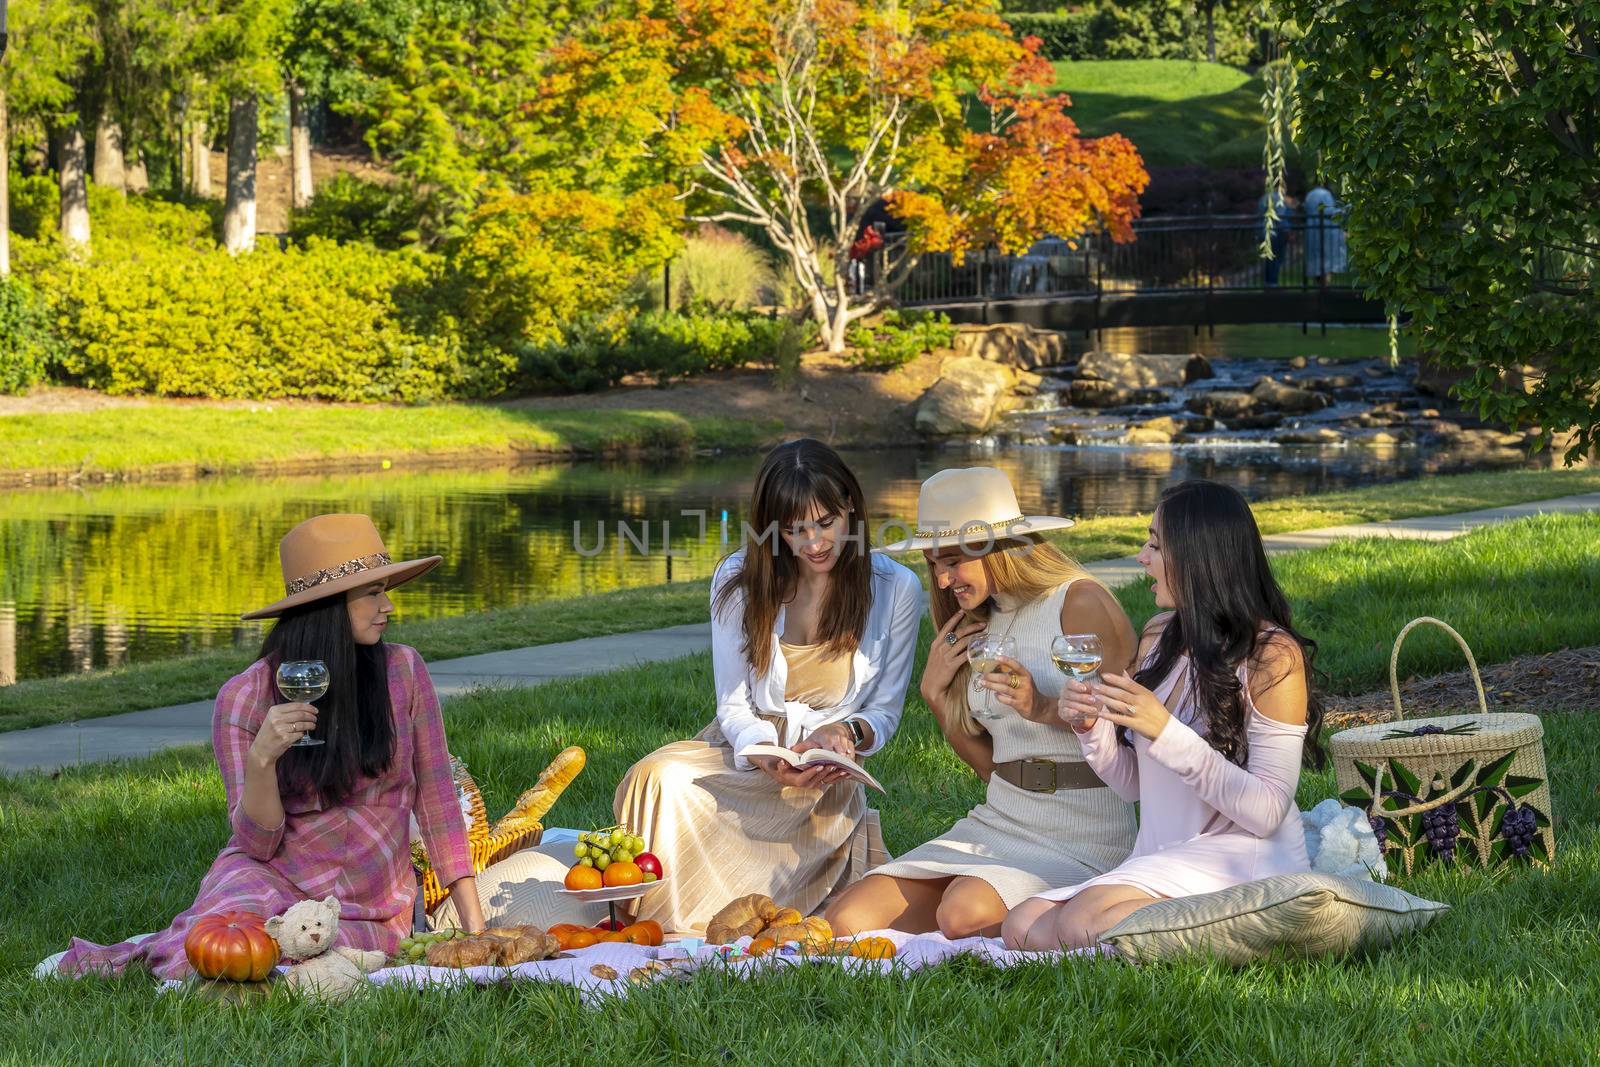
(868, 580, 1137, 908)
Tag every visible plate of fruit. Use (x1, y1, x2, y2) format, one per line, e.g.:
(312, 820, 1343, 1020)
(558, 823, 667, 901)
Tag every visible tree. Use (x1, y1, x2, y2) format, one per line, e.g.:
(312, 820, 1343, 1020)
(537, 0, 1148, 351)
(1283, 0, 1600, 461)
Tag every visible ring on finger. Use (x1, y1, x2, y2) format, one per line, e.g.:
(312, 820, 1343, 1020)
(1008, 674, 1021, 690)
(945, 632, 958, 644)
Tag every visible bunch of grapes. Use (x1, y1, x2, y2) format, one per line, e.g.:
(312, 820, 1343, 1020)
(574, 824, 655, 879)
(1368, 814, 1389, 850)
(1421, 802, 1460, 864)
(1499, 804, 1540, 859)
(393, 928, 466, 964)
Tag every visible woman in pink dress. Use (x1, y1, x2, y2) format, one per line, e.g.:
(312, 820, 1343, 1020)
(58, 514, 485, 979)
(1003, 480, 1325, 951)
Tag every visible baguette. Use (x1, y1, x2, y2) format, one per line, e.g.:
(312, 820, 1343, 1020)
(490, 746, 586, 835)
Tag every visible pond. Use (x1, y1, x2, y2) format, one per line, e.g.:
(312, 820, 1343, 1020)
(0, 437, 1552, 683)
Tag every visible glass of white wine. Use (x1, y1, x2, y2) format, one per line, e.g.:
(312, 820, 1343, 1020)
(276, 659, 329, 747)
(967, 634, 1016, 720)
(1051, 634, 1103, 727)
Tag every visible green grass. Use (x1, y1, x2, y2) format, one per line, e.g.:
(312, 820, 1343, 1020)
(2, 551, 1598, 1062)
(3, 465, 1596, 733)
(1051, 58, 1295, 170)
(0, 404, 782, 478)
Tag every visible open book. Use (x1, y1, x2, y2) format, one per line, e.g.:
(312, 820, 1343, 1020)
(738, 744, 884, 792)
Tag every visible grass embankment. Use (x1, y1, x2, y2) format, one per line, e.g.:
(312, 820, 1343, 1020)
(2, 519, 1598, 1062)
(1050, 59, 1285, 171)
(0, 404, 783, 482)
(2, 466, 1595, 733)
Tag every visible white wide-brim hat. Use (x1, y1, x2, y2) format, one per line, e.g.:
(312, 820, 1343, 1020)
(880, 467, 1075, 553)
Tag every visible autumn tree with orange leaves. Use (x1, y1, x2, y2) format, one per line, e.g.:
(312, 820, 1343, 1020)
(537, 0, 1149, 352)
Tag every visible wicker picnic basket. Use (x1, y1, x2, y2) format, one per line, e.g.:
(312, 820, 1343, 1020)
(413, 746, 586, 912)
(1329, 617, 1554, 876)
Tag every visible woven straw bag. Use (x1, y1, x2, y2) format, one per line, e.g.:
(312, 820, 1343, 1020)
(1329, 617, 1554, 875)
(413, 746, 586, 911)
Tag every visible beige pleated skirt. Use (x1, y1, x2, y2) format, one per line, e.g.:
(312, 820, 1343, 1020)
(613, 719, 888, 938)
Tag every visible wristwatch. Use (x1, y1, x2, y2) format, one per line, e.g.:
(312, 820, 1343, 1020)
(846, 718, 867, 747)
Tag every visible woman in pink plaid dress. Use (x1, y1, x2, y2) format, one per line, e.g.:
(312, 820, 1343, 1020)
(58, 515, 486, 979)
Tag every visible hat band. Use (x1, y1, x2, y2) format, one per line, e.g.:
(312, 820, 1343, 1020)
(285, 552, 393, 595)
(913, 515, 1027, 539)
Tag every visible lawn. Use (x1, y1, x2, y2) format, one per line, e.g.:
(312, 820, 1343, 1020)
(0, 404, 782, 479)
(3, 465, 1596, 732)
(2, 519, 1598, 1062)
(1050, 58, 1287, 170)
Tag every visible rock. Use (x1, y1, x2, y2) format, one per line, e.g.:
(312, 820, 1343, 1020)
(1419, 408, 1441, 419)
(1136, 416, 1182, 436)
(1412, 418, 1462, 438)
(1186, 390, 1256, 419)
(1288, 356, 1309, 369)
(913, 356, 1017, 436)
(1049, 426, 1082, 445)
(1309, 374, 1361, 391)
(1076, 351, 1214, 389)
(1068, 379, 1133, 408)
(1333, 388, 1365, 403)
(1492, 431, 1527, 447)
(1353, 410, 1408, 428)
(1124, 427, 1173, 445)
(1414, 353, 1468, 398)
(1251, 376, 1331, 414)
(1227, 412, 1285, 431)
(954, 323, 1067, 370)
(1274, 427, 1344, 445)
(1358, 431, 1403, 446)
(1363, 363, 1389, 378)
(1316, 356, 1338, 365)
(1129, 387, 1172, 406)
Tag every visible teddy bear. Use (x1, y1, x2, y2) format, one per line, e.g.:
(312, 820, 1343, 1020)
(264, 896, 388, 1000)
(1301, 798, 1387, 880)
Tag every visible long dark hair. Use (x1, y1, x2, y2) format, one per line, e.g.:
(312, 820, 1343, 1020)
(261, 594, 396, 806)
(713, 438, 874, 670)
(1131, 480, 1325, 769)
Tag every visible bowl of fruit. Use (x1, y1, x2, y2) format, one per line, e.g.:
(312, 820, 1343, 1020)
(558, 823, 667, 903)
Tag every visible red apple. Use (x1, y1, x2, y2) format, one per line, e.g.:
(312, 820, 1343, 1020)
(635, 852, 664, 879)
(593, 918, 626, 932)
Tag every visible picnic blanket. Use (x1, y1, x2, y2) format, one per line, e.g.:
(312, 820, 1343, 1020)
(152, 930, 1112, 1004)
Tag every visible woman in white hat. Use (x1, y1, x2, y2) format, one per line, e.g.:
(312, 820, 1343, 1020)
(614, 439, 924, 937)
(57, 514, 486, 979)
(827, 468, 1138, 939)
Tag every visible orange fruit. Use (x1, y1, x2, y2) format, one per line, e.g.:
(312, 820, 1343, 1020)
(564, 865, 604, 891)
(601, 860, 643, 888)
(620, 920, 663, 947)
(565, 930, 598, 949)
(850, 936, 896, 959)
(547, 923, 585, 936)
(593, 930, 628, 943)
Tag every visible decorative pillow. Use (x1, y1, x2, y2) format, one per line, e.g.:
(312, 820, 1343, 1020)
(1100, 873, 1448, 965)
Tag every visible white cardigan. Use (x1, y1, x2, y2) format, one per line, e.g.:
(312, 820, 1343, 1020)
(710, 548, 924, 770)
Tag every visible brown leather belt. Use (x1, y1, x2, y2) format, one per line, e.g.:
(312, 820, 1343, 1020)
(993, 758, 1105, 793)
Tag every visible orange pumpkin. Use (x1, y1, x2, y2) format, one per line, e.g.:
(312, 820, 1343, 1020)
(620, 920, 663, 947)
(183, 912, 280, 981)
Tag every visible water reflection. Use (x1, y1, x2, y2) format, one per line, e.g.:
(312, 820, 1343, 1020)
(0, 442, 1547, 681)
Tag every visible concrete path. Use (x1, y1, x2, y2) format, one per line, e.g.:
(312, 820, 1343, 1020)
(4, 492, 1595, 776)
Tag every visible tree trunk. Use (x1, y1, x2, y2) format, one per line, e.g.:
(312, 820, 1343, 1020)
(0, 86, 10, 278)
(126, 150, 150, 193)
(53, 122, 92, 252)
(1206, 10, 1217, 63)
(288, 80, 313, 210)
(222, 94, 258, 254)
(191, 119, 212, 196)
(93, 105, 126, 192)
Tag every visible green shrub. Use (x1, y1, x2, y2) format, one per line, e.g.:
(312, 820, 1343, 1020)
(42, 238, 510, 402)
(7, 177, 216, 247)
(668, 224, 779, 309)
(519, 308, 816, 392)
(846, 309, 956, 371)
(288, 173, 424, 250)
(1004, 2, 1256, 64)
(0, 275, 65, 395)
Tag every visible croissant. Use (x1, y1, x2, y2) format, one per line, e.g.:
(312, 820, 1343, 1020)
(761, 916, 833, 951)
(766, 907, 804, 929)
(705, 893, 779, 944)
(426, 938, 501, 968)
(493, 931, 561, 966)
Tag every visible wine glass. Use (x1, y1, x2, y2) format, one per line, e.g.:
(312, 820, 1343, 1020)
(1051, 634, 1103, 726)
(967, 634, 1016, 720)
(276, 660, 329, 747)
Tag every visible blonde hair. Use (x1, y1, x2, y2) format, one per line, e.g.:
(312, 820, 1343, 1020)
(928, 536, 1097, 738)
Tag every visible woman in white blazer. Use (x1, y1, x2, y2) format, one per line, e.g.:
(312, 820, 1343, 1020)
(615, 439, 923, 936)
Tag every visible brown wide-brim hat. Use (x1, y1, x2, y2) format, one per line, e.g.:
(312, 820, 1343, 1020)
(242, 513, 443, 620)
